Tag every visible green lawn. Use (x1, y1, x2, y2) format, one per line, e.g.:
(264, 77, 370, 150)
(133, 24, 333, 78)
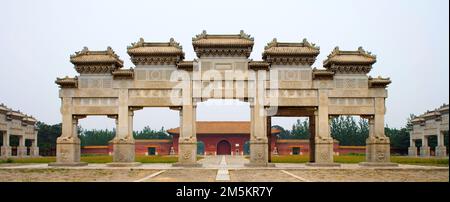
(0, 155, 202, 164)
(271, 155, 449, 166)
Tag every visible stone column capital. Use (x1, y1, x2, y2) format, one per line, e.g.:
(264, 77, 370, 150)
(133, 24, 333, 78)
(107, 115, 118, 120)
(72, 115, 86, 120)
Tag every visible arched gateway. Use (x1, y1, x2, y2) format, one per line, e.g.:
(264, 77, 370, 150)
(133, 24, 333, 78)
(217, 140, 231, 155)
(51, 31, 396, 167)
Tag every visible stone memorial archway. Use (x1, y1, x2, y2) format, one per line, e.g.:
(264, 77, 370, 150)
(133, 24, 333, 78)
(52, 31, 394, 167)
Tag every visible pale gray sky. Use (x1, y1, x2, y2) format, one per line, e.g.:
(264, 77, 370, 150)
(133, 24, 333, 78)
(0, 0, 448, 131)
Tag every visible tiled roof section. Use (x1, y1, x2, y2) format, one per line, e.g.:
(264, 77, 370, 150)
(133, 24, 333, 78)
(55, 76, 78, 88)
(112, 69, 134, 80)
(438, 104, 449, 113)
(192, 30, 254, 58)
(263, 38, 320, 55)
(177, 60, 194, 70)
(0, 103, 9, 113)
(22, 116, 37, 124)
(412, 104, 449, 124)
(127, 38, 185, 65)
(323, 46, 376, 67)
(248, 60, 270, 70)
(368, 76, 391, 88)
(262, 38, 320, 65)
(312, 68, 334, 80)
(7, 110, 26, 119)
(70, 47, 124, 67)
(167, 121, 281, 135)
(127, 38, 184, 56)
(0, 103, 37, 125)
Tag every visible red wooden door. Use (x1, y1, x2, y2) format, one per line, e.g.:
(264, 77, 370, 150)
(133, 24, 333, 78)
(217, 140, 231, 155)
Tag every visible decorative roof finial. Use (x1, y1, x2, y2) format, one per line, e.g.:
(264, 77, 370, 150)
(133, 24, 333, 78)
(302, 38, 310, 46)
(334, 46, 340, 52)
(81, 46, 89, 53)
(192, 30, 208, 41)
(264, 38, 278, 50)
(169, 37, 182, 49)
(106, 46, 113, 54)
(302, 38, 319, 50)
(358, 46, 365, 53)
(239, 30, 254, 41)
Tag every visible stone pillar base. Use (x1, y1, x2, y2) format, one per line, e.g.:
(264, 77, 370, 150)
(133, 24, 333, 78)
(420, 146, 430, 157)
(435, 146, 447, 157)
(365, 137, 391, 163)
(112, 138, 136, 163)
(49, 136, 87, 166)
(246, 140, 269, 166)
(1, 146, 11, 158)
(312, 139, 336, 165)
(408, 146, 417, 157)
(174, 141, 199, 167)
(17, 146, 27, 157)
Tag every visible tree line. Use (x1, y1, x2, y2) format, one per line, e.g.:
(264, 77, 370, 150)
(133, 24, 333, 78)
(34, 115, 448, 156)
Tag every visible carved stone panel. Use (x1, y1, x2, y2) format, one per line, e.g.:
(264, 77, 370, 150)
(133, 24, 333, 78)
(73, 98, 118, 106)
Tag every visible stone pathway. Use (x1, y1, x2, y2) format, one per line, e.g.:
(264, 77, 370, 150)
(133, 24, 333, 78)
(0, 156, 448, 182)
(215, 156, 230, 181)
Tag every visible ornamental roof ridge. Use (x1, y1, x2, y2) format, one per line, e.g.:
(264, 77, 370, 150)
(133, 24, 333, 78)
(264, 38, 319, 50)
(192, 30, 254, 41)
(69, 46, 124, 67)
(70, 46, 122, 60)
(127, 37, 183, 50)
(326, 46, 376, 60)
(323, 46, 377, 69)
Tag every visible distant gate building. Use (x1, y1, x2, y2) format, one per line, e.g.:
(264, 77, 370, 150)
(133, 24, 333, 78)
(409, 104, 449, 157)
(0, 103, 39, 158)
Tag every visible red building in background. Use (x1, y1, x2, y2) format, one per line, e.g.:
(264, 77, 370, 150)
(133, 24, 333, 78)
(81, 121, 363, 156)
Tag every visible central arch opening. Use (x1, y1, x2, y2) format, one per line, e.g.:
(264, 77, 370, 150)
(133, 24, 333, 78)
(196, 99, 250, 156)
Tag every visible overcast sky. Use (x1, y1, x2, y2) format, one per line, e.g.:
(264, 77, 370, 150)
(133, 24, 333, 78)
(0, 0, 448, 131)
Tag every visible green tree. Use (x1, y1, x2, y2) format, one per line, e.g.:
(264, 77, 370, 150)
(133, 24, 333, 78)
(36, 121, 61, 156)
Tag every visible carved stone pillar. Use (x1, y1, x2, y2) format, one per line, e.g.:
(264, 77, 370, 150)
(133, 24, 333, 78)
(435, 130, 447, 157)
(360, 111, 397, 166)
(174, 104, 200, 167)
(420, 136, 430, 157)
(307, 91, 339, 167)
(408, 137, 417, 157)
(17, 135, 27, 157)
(246, 104, 271, 167)
(1, 130, 11, 158)
(108, 107, 141, 167)
(50, 112, 87, 166)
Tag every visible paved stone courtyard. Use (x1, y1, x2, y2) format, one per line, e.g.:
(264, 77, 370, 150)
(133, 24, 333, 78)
(0, 156, 447, 182)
